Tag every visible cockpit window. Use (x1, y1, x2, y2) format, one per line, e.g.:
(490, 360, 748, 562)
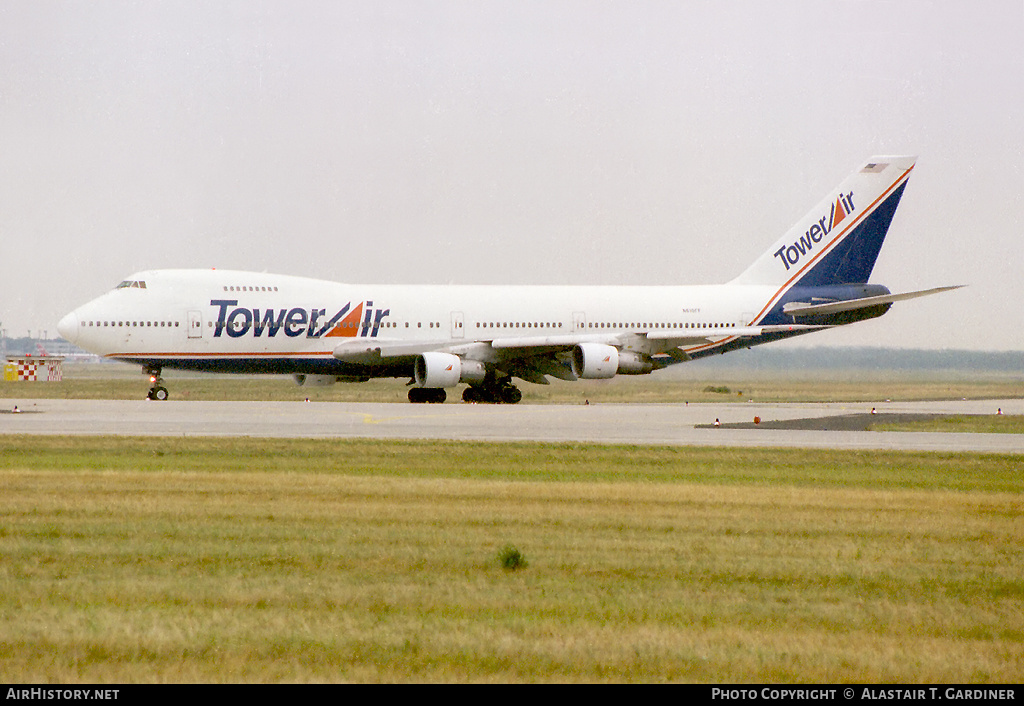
(116, 280, 147, 289)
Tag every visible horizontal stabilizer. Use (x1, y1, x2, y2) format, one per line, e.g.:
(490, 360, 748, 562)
(782, 285, 964, 317)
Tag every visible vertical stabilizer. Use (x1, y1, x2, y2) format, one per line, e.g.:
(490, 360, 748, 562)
(730, 156, 916, 288)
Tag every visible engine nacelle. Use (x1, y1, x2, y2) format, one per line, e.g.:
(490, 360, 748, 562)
(414, 352, 462, 388)
(616, 350, 654, 375)
(571, 343, 619, 379)
(459, 359, 487, 385)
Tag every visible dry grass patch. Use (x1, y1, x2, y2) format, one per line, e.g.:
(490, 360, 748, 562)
(1, 437, 1022, 682)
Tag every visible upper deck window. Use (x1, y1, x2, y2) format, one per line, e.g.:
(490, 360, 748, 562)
(223, 285, 279, 292)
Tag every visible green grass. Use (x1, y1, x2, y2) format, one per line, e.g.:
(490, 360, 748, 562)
(872, 415, 1024, 434)
(2, 436, 1022, 491)
(1, 436, 1022, 682)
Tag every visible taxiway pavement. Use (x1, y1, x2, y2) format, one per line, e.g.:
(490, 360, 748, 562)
(3, 398, 1022, 453)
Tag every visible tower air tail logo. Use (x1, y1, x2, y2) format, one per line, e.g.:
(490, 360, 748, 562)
(773, 191, 855, 272)
(830, 193, 851, 229)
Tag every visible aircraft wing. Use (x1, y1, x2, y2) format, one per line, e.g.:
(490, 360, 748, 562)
(333, 324, 830, 374)
(486, 325, 829, 381)
(333, 334, 626, 366)
(782, 285, 964, 317)
(490, 333, 631, 349)
(488, 324, 829, 349)
(332, 339, 456, 364)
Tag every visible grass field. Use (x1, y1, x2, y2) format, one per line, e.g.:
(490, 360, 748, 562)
(3, 362, 1023, 404)
(2, 436, 1022, 682)
(872, 415, 1024, 434)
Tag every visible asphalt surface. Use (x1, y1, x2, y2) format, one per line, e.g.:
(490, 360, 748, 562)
(2, 397, 1022, 453)
(701, 412, 957, 431)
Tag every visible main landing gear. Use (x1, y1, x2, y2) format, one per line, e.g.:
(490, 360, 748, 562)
(407, 376, 524, 405)
(408, 387, 447, 404)
(146, 367, 169, 401)
(461, 376, 522, 404)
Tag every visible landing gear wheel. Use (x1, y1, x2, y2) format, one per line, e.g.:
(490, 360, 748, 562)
(145, 367, 168, 401)
(409, 388, 446, 404)
(462, 381, 522, 404)
(499, 385, 522, 404)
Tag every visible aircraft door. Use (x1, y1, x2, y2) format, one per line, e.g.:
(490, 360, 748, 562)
(450, 311, 464, 339)
(188, 310, 203, 339)
(572, 311, 587, 333)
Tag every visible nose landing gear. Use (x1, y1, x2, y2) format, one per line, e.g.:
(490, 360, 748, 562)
(146, 367, 169, 401)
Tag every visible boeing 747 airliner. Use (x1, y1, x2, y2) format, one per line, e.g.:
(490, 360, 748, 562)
(57, 155, 959, 403)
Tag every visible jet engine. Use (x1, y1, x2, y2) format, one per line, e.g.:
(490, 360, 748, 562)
(414, 353, 487, 387)
(412, 352, 458, 388)
(615, 350, 654, 375)
(571, 344, 653, 378)
(571, 343, 619, 379)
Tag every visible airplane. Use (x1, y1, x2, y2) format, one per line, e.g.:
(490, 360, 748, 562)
(57, 155, 960, 404)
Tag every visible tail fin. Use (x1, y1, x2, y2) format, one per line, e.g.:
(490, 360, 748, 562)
(730, 156, 916, 287)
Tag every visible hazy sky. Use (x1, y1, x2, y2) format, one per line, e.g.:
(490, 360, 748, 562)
(2, 1, 1022, 351)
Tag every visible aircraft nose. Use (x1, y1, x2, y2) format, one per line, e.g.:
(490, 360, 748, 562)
(57, 311, 79, 344)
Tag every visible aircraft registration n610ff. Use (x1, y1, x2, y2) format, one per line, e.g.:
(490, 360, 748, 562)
(58, 155, 960, 403)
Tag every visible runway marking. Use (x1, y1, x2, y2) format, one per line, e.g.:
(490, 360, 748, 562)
(355, 411, 447, 425)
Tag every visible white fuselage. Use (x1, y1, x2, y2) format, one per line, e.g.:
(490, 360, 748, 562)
(57, 156, 935, 402)
(59, 269, 778, 372)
